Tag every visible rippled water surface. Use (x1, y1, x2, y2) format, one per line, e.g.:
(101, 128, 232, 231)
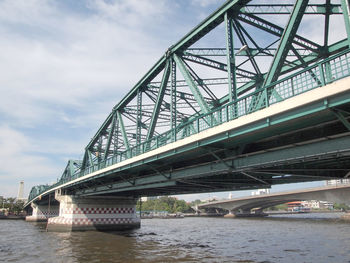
(1, 213, 350, 263)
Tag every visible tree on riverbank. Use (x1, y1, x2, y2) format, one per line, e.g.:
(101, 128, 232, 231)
(333, 203, 350, 211)
(138, 196, 193, 213)
(0, 197, 25, 214)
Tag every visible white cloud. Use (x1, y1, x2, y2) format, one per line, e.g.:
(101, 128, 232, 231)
(190, 0, 222, 8)
(0, 125, 61, 195)
(0, 0, 178, 197)
(88, 0, 168, 26)
(0, 0, 171, 129)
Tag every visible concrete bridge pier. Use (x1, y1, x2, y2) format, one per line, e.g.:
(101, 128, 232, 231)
(25, 203, 59, 222)
(224, 210, 236, 218)
(253, 208, 268, 217)
(46, 191, 140, 231)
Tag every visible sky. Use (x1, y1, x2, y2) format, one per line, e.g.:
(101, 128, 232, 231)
(0, 0, 229, 199)
(0, 0, 329, 201)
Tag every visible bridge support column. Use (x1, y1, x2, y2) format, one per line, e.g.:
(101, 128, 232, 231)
(47, 193, 140, 232)
(224, 210, 236, 218)
(254, 208, 268, 216)
(25, 203, 59, 222)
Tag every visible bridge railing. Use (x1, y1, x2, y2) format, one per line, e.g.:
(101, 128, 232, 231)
(27, 49, 350, 204)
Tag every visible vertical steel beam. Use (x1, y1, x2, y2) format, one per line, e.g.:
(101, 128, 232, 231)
(173, 54, 210, 114)
(97, 137, 102, 162)
(324, 0, 331, 47)
(116, 110, 130, 151)
(88, 150, 94, 166)
(225, 12, 237, 103)
(68, 161, 76, 177)
(114, 119, 119, 154)
(171, 58, 177, 141)
(81, 152, 87, 171)
(136, 89, 142, 146)
(263, 0, 309, 87)
(147, 61, 171, 141)
(341, 0, 350, 47)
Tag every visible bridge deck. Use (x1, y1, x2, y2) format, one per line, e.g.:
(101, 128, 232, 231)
(27, 74, 350, 205)
(198, 184, 350, 212)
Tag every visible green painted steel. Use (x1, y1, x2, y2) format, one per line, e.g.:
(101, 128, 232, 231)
(147, 61, 171, 141)
(240, 4, 341, 14)
(117, 110, 130, 152)
(104, 114, 116, 160)
(341, 0, 350, 47)
(332, 109, 350, 131)
(263, 0, 309, 87)
(173, 54, 211, 114)
(26, 0, 350, 206)
(225, 13, 237, 102)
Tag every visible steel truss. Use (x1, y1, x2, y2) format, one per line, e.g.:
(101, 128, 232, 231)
(27, 0, 350, 203)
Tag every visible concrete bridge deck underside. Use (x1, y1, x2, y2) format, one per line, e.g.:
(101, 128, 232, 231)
(197, 184, 350, 213)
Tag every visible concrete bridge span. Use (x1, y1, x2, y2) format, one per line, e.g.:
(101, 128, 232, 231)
(198, 184, 350, 216)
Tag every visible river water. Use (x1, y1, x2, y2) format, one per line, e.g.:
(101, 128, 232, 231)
(1, 213, 350, 263)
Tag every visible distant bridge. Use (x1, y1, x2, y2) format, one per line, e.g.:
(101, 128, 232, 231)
(24, 0, 350, 231)
(197, 184, 350, 216)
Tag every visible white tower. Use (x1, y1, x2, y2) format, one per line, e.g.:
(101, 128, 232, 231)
(17, 181, 24, 200)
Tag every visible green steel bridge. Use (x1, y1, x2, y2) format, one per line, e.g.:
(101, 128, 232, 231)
(25, 0, 350, 209)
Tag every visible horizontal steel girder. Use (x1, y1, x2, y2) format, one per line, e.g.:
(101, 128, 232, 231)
(74, 136, 350, 196)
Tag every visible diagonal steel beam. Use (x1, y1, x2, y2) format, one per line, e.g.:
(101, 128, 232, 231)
(116, 110, 130, 151)
(85, 112, 113, 152)
(171, 0, 252, 52)
(331, 109, 350, 131)
(240, 171, 270, 185)
(104, 113, 116, 160)
(237, 13, 321, 52)
(173, 54, 211, 114)
(182, 54, 255, 79)
(114, 1, 252, 114)
(233, 19, 261, 76)
(145, 164, 171, 180)
(341, 0, 350, 48)
(263, 0, 309, 87)
(81, 150, 89, 170)
(290, 46, 321, 86)
(146, 61, 171, 140)
(68, 161, 75, 177)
